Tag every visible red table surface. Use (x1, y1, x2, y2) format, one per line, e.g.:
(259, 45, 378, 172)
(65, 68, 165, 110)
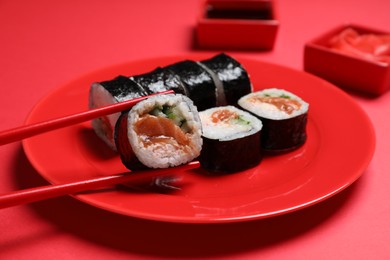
(0, 0, 389, 259)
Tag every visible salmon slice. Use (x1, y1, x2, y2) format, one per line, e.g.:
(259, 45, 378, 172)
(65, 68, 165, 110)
(134, 114, 190, 147)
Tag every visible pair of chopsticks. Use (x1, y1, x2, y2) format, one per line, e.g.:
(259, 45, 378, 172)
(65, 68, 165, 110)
(0, 90, 200, 209)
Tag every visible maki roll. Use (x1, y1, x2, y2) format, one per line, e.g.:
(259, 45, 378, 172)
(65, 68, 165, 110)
(200, 53, 253, 106)
(199, 106, 263, 173)
(115, 94, 202, 169)
(164, 60, 217, 111)
(238, 88, 309, 152)
(89, 75, 148, 150)
(88, 53, 254, 151)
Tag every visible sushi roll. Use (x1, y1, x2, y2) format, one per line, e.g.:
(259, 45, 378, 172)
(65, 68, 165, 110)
(200, 53, 252, 106)
(199, 106, 263, 173)
(238, 88, 309, 152)
(88, 53, 254, 151)
(88, 75, 148, 150)
(115, 94, 202, 169)
(164, 60, 217, 111)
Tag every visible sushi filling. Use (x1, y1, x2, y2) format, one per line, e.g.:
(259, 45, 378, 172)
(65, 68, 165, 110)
(134, 105, 192, 153)
(210, 109, 251, 127)
(248, 95, 302, 115)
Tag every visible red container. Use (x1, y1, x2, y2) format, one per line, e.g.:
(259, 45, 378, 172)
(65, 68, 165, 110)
(196, 0, 279, 50)
(304, 24, 390, 96)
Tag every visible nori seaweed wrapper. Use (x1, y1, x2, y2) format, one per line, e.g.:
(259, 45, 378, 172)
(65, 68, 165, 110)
(131, 67, 187, 95)
(260, 113, 308, 152)
(200, 132, 262, 173)
(114, 111, 146, 170)
(99, 75, 148, 102)
(165, 60, 217, 111)
(201, 53, 252, 106)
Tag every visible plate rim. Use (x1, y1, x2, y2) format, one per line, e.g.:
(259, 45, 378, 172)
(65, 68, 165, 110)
(22, 54, 376, 223)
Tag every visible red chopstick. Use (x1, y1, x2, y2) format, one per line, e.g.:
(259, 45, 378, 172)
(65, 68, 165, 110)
(0, 90, 174, 145)
(0, 161, 199, 209)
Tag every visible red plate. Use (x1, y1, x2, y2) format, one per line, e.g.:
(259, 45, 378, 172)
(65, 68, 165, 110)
(22, 54, 375, 223)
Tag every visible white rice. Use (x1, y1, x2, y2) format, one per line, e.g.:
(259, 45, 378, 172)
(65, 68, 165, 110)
(88, 82, 119, 150)
(199, 106, 262, 141)
(238, 88, 309, 120)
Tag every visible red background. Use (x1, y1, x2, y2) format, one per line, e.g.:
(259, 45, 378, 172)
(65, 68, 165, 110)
(0, 0, 389, 259)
